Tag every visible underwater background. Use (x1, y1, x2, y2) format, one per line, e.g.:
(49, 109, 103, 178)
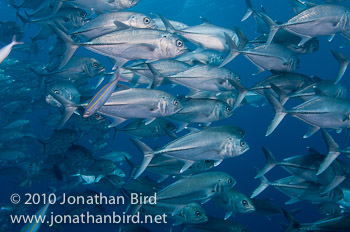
(1, 0, 350, 231)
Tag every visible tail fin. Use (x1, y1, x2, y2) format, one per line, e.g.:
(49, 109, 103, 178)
(130, 138, 155, 179)
(331, 50, 349, 84)
(251, 172, 270, 198)
(219, 32, 240, 68)
(259, 12, 280, 47)
(264, 90, 287, 136)
(146, 63, 164, 89)
(123, 154, 137, 178)
(255, 147, 277, 178)
(229, 78, 248, 110)
(317, 130, 340, 175)
(49, 22, 78, 69)
(270, 83, 289, 106)
(48, 89, 80, 129)
(241, 0, 254, 22)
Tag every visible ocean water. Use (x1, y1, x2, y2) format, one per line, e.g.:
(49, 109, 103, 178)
(1, 0, 350, 231)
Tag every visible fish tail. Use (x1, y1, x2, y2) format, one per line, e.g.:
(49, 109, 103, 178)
(230, 78, 247, 110)
(259, 12, 279, 48)
(331, 50, 349, 84)
(241, 0, 254, 22)
(264, 90, 287, 136)
(317, 130, 340, 175)
(146, 63, 163, 89)
(255, 147, 277, 178)
(130, 138, 155, 179)
(219, 32, 240, 68)
(49, 22, 78, 69)
(251, 170, 270, 198)
(123, 154, 137, 179)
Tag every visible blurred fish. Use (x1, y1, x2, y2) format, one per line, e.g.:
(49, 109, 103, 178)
(182, 217, 248, 232)
(63, 0, 140, 12)
(0, 36, 23, 64)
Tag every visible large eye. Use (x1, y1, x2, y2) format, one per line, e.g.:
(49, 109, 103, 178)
(176, 39, 183, 47)
(143, 17, 151, 24)
(54, 90, 60, 94)
(226, 106, 231, 112)
(195, 211, 201, 217)
(173, 99, 179, 106)
(240, 141, 245, 146)
(220, 56, 224, 61)
(242, 200, 248, 206)
(92, 62, 98, 67)
(228, 178, 233, 184)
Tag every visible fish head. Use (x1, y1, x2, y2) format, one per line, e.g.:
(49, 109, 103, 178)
(208, 52, 225, 66)
(304, 38, 319, 53)
(46, 81, 81, 107)
(232, 195, 255, 213)
(158, 95, 182, 116)
(217, 173, 236, 193)
(85, 58, 105, 77)
(234, 137, 249, 156)
(128, 13, 157, 29)
(157, 33, 187, 58)
(181, 203, 208, 224)
(70, 8, 90, 28)
(88, 159, 118, 176)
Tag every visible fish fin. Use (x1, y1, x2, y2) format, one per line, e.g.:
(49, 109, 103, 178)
(143, 118, 156, 125)
(157, 175, 169, 183)
(176, 122, 188, 133)
(282, 209, 301, 230)
(331, 50, 349, 84)
(289, 0, 311, 14)
(49, 22, 78, 69)
(214, 159, 223, 167)
(256, 147, 277, 178)
(285, 198, 300, 205)
(130, 138, 155, 179)
(303, 125, 320, 138)
(201, 198, 211, 204)
(146, 63, 163, 89)
(252, 66, 266, 76)
(224, 211, 233, 220)
(113, 57, 129, 68)
(123, 154, 137, 178)
(251, 171, 270, 198)
(298, 36, 312, 46)
(113, 21, 130, 30)
(259, 12, 280, 47)
(269, 83, 289, 105)
(307, 147, 321, 155)
(180, 160, 195, 173)
(264, 90, 287, 136)
(317, 130, 340, 175)
(328, 34, 335, 42)
(158, 14, 176, 33)
(241, 0, 253, 22)
(219, 32, 239, 68)
(104, 115, 127, 128)
(234, 26, 248, 49)
(321, 176, 346, 195)
(164, 128, 178, 140)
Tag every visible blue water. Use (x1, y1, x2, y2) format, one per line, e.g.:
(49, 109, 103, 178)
(2, 0, 350, 231)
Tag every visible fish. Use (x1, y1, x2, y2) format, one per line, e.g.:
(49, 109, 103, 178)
(0, 36, 23, 64)
(132, 126, 249, 179)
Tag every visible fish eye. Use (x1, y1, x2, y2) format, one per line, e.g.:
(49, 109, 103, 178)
(226, 106, 231, 112)
(220, 56, 224, 61)
(92, 62, 98, 67)
(173, 99, 179, 106)
(228, 178, 233, 184)
(239, 130, 244, 135)
(242, 200, 248, 206)
(237, 76, 241, 81)
(195, 211, 201, 217)
(54, 90, 60, 94)
(143, 17, 151, 24)
(176, 39, 183, 47)
(205, 160, 211, 163)
(240, 141, 245, 146)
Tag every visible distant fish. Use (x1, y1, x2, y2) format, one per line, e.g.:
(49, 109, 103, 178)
(0, 36, 23, 64)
